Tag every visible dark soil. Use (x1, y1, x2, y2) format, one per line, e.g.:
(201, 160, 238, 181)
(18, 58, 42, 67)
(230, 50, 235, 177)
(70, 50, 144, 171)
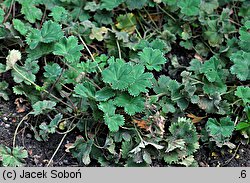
(0, 99, 79, 167)
(1, 99, 250, 167)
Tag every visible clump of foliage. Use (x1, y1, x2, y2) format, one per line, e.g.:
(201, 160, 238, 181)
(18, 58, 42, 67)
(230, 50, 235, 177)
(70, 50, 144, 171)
(164, 117, 199, 166)
(0, 0, 249, 166)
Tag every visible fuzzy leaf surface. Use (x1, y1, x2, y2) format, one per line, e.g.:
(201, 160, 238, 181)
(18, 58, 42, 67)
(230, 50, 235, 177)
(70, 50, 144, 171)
(114, 93, 145, 115)
(235, 86, 250, 105)
(138, 47, 167, 71)
(230, 51, 250, 81)
(128, 65, 153, 96)
(53, 36, 83, 63)
(102, 59, 134, 90)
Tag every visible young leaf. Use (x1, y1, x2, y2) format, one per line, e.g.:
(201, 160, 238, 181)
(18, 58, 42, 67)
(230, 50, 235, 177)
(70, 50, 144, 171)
(6, 49, 22, 71)
(138, 47, 167, 71)
(30, 100, 56, 116)
(102, 59, 134, 90)
(114, 93, 145, 115)
(0, 145, 28, 167)
(53, 36, 83, 63)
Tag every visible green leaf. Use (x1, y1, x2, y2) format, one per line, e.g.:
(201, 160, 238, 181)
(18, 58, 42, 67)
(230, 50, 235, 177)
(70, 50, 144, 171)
(115, 13, 137, 34)
(17, 0, 42, 23)
(128, 65, 153, 96)
(200, 56, 223, 82)
(41, 20, 64, 43)
(98, 100, 116, 116)
(104, 114, 125, 132)
(102, 59, 134, 90)
(0, 8, 5, 23)
(114, 93, 145, 115)
(125, 0, 147, 10)
(94, 11, 113, 25)
(230, 51, 250, 81)
(11, 59, 39, 85)
(95, 87, 115, 101)
(203, 19, 223, 47)
(121, 141, 133, 158)
(74, 82, 96, 99)
(0, 81, 9, 101)
(53, 36, 83, 63)
(159, 97, 176, 113)
(177, 0, 200, 16)
(138, 47, 167, 71)
(235, 86, 250, 105)
(89, 26, 108, 41)
(39, 113, 63, 136)
(49, 6, 68, 22)
(239, 21, 250, 52)
(98, 101, 125, 132)
(27, 43, 55, 60)
(31, 100, 56, 116)
(26, 20, 63, 49)
(188, 59, 202, 74)
(200, 0, 219, 14)
(0, 145, 28, 167)
(100, 0, 124, 10)
(44, 63, 63, 81)
(206, 117, 234, 142)
(203, 79, 227, 95)
(70, 138, 93, 166)
(13, 19, 29, 35)
(77, 60, 98, 73)
(236, 122, 250, 131)
(84, 2, 100, 12)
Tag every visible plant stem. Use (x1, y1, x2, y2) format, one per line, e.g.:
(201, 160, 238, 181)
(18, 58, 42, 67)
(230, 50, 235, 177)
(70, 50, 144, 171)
(13, 66, 74, 110)
(13, 113, 30, 148)
(157, 5, 176, 22)
(116, 40, 122, 59)
(78, 34, 102, 73)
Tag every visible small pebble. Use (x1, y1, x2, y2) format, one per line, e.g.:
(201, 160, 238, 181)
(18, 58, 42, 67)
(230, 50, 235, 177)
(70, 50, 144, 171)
(63, 159, 69, 164)
(5, 124, 10, 128)
(3, 117, 8, 121)
(26, 133, 32, 138)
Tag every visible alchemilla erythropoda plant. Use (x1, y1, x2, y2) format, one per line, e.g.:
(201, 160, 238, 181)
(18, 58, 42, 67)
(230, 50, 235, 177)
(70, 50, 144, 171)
(0, 0, 249, 167)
